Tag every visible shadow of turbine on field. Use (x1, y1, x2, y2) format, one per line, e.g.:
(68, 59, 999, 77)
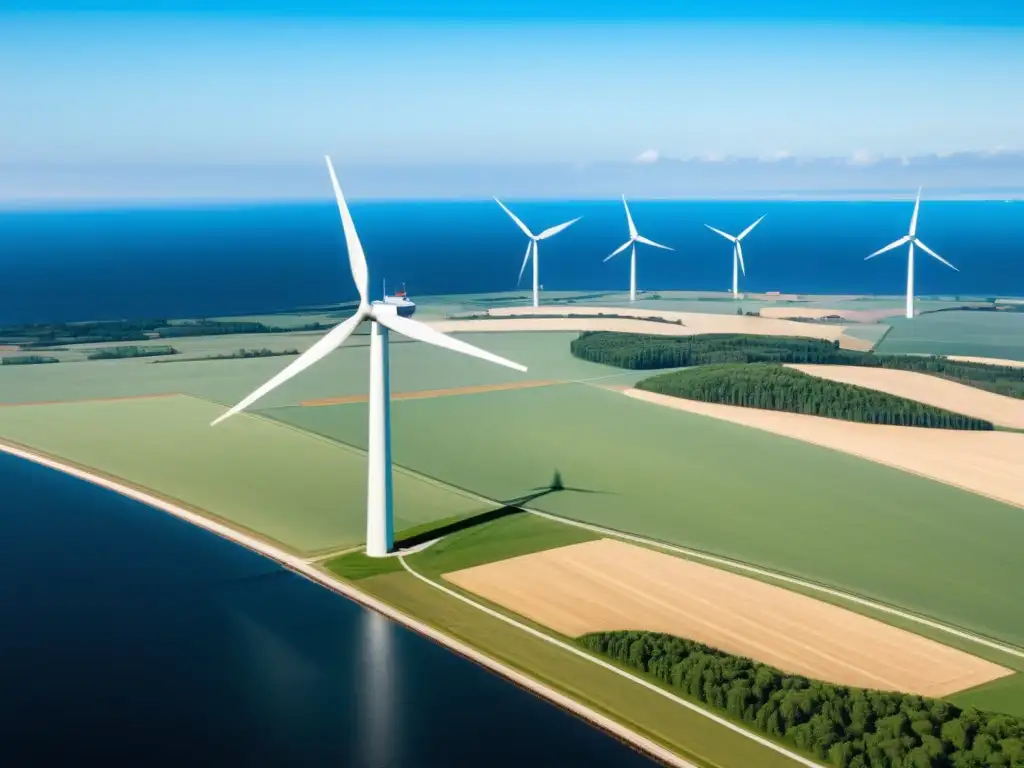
(393, 470, 610, 551)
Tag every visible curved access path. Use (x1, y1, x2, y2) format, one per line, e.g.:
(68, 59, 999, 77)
(787, 364, 1024, 430)
(0, 440, 690, 768)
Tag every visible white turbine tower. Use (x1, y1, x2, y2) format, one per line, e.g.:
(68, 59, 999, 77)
(494, 199, 581, 308)
(605, 196, 673, 301)
(865, 187, 958, 319)
(211, 156, 527, 558)
(705, 215, 766, 298)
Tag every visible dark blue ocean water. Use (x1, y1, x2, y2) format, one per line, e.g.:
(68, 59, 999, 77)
(0, 452, 658, 767)
(1, 200, 1022, 325)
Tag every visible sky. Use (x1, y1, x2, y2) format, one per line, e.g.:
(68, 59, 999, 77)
(2, 1, 1023, 201)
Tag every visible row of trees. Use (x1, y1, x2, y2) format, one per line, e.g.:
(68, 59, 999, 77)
(1, 355, 58, 366)
(87, 344, 179, 360)
(1, 317, 335, 348)
(636, 364, 994, 430)
(570, 332, 863, 370)
(569, 332, 1024, 400)
(581, 630, 1023, 767)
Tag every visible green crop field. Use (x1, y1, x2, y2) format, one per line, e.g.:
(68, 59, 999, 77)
(0, 395, 486, 554)
(354, 570, 802, 768)
(268, 383, 1024, 647)
(0, 331, 631, 406)
(877, 311, 1024, 360)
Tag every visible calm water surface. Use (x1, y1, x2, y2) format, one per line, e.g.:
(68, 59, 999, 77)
(0, 452, 660, 767)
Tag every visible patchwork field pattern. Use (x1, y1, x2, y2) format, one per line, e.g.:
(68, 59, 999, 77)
(446, 539, 1012, 696)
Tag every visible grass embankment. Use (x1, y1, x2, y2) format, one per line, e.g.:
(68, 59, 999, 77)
(326, 514, 802, 768)
(570, 332, 1024, 399)
(584, 631, 1024, 768)
(636, 364, 994, 430)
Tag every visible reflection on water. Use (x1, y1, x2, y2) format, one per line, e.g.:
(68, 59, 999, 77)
(0, 452, 659, 767)
(359, 609, 397, 768)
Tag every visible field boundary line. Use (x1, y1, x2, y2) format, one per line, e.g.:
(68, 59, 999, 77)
(398, 555, 820, 768)
(618, 388, 1024, 511)
(248, 406, 1024, 663)
(0, 441, 687, 768)
(525, 510, 1024, 663)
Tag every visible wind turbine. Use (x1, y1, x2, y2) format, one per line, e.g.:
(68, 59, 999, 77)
(605, 196, 673, 301)
(210, 156, 528, 558)
(705, 215, 766, 298)
(865, 187, 958, 319)
(494, 199, 581, 308)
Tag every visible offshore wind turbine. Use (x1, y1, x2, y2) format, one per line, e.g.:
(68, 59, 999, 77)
(705, 216, 765, 298)
(494, 199, 581, 307)
(211, 156, 527, 558)
(865, 187, 958, 319)
(605, 196, 673, 301)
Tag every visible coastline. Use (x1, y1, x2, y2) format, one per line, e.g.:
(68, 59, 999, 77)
(0, 439, 690, 768)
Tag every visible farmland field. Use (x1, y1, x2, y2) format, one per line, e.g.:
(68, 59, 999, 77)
(0, 331, 633, 406)
(445, 538, 1011, 696)
(268, 383, 1024, 647)
(0, 395, 486, 554)
(876, 311, 1024, 359)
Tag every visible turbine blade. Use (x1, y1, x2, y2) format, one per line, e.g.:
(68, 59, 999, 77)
(909, 187, 922, 237)
(736, 241, 746, 276)
(494, 198, 534, 239)
(378, 314, 527, 373)
(622, 195, 638, 239)
(865, 235, 910, 260)
(916, 240, 959, 271)
(211, 311, 366, 426)
(604, 239, 633, 262)
(737, 214, 766, 241)
(705, 224, 737, 242)
(325, 156, 370, 305)
(538, 216, 582, 240)
(635, 234, 673, 251)
(516, 240, 532, 286)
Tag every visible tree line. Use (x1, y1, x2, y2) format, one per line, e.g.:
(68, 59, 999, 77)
(570, 332, 1024, 399)
(1, 317, 335, 348)
(1, 355, 59, 366)
(87, 345, 179, 360)
(636, 364, 993, 430)
(581, 630, 1022, 767)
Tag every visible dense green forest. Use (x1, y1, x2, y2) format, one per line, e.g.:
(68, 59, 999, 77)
(0, 318, 332, 348)
(636, 364, 993, 430)
(87, 345, 179, 360)
(582, 631, 1022, 768)
(570, 332, 1024, 399)
(570, 332, 863, 368)
(1, 355, 59, 366)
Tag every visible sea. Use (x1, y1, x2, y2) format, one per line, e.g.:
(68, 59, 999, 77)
(1, 199, 1022, 325)
(0, 451, 659, 766)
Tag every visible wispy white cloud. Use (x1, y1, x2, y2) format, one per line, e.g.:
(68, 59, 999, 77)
(634, 149, 660, 164)
(3, 150, 1024, 204)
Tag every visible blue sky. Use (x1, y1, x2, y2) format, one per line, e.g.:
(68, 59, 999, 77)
(2, 2, 1023, 200)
